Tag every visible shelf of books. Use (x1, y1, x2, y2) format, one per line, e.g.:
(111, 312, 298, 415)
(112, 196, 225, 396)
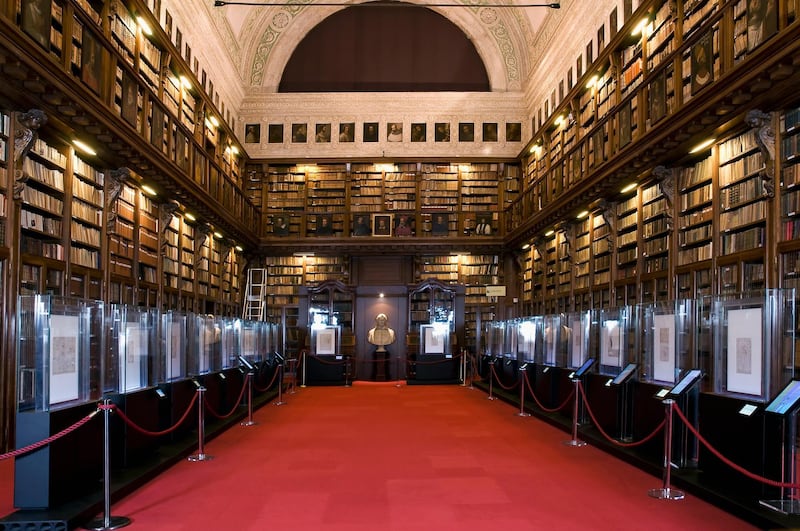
(179, 219, 195, 302)
(416, 255, 459, 284)
(530, 242, 544, 314)
(0, 111, 9, 247)
(350, 164, 383, 213)
(163, 215, 180, 293)
(305, 256, 349, 286)
(645, 0, 674, 73)
(573, 217, 591, 289)
(420, 163, 458, 212)
(266, 165, 305, 237)
(460, 253, 500, 347)
(137, 193, 159, 296)
(717, 128, 767, 256)
(266, 255, 304, 307)
(677, 153, 713, 267)
(682, 0, 718, 40)
(460, 163, 500, 213)
(20, 138, 66, 264)
(615, 191, 638, 280)
(383, 163, 418, 211)
(544, 232, 557, 299)
(555, 224, 572, 296)
(590, 211, 611, 287)
(306, 164, 347, 235)
(640, 181, 670, 275)
(781, 104, 800, 292)
(69, 153, 103, 270)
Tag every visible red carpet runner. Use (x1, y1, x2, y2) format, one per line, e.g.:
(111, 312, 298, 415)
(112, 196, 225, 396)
(6, 385, 757, 530)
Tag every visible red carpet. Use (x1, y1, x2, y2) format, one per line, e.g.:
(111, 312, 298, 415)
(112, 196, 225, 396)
(7, 385, 757, 530)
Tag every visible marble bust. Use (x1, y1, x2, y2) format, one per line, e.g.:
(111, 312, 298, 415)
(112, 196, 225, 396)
(367, 313, 396, 352)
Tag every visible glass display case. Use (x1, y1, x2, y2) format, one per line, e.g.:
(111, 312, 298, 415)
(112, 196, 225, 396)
(542, 313, 568, 367)
(564, 310, 592, 369)
(240, 319, 268, 364)
(189, 313, 222, 375)
(598, 306, 631, 376)
(642, 299, 696, 385)
(161, 310, 188, 382)
(16, 295, 104, 412)
(517, 316, 542, 364)
(710, 289, 795, 401)
(107, 305, 159, 393)
(219, 317, 240, 369)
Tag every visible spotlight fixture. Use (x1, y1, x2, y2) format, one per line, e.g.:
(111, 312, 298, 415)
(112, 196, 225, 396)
(73, 139, 96, 156)
(689, 138, 715, 154)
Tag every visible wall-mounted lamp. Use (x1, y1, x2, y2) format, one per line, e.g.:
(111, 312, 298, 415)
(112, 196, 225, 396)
(576, 210, 589, 219)
(142, 184, 157, 197)
(620, 182, 637, 194)
(179, 75, 192, 90)
(689, 138, 715, 154)
(136, 16, 153, 36)
(73, 139, 96, 156)
(185, 212, 196, 221)
(544, 229, 555, 237)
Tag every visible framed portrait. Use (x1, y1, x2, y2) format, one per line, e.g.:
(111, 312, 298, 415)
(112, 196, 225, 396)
(49, 315, 81, 404)
(691, 32, 713, 95)
(592, 129, 605, 166)
(726, 307, 763, 396)
(431, 213, 449, 236)
(434, 122, 450, 142)
(649, 70, 666, 124)
(482, 122, 498, 142)
(652, 313, 676, 384)
(121, 71, 138, 126)
(387, 122, 403, 142)
(567, 67, 574, 90)
(339, 122, 354, 142)
(272, 214, 290, 236)
(245, 123, 261, 143)
(576, 55, 583, 77)
(474, 213, 493, 236)
(315, 213, 334, 236)
(618, 100, 632, 148)
(600, 319, 623, 369)
(291, 123, 307, 143)
(410, 123, 426, 142)
(747, 0, 778, 52)
(372, 213, 392, 237)
(314, 326, 338, 356)
(81, 29, 103, 94)
(363, 122, 378, 142)
(21, 0, 50, 50)
(458, 122, 474, 142)
(610, 7, 618, 38)
(393, 213, 414, 236)
(315, 123, 331, 143)
(150, 105, 166, 152)
(422, 325, 445, 355)
(352, 214, 371, 236)
(506, 122, 521, 142)
(268, 124, 283, 143)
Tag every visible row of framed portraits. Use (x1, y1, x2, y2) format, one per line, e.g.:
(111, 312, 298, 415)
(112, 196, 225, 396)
(272, 212, 495, 237)
(244, 121, 523, 144)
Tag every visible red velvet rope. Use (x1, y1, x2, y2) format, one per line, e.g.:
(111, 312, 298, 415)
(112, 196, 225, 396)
(411, 352, 463, 365)
(308, 353, 347, 365)
(112, 393, 200, 437)
(576, 381, 666, 448)
(204, 373, 251, 419)
(0, 409, 101, 460)
(522, 371, 575, 413)
(253, 363, 282, 393)
(672, 401, 800, 489)
(489, 363, 521, 391)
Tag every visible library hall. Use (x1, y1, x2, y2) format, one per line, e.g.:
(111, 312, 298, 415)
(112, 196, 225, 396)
(2, 0, 800, 529)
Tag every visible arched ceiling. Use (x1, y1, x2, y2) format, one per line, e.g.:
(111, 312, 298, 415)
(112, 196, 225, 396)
(216, 1, 552, 93)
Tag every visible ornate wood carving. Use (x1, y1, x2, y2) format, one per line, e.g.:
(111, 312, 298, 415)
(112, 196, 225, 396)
(12, 109, 47, 200)
(555, 220, 573, 264)
(745, 109, 775, 198)
(595, 199, 616, 249)
(195, 223, 213, 268)
(159, 200, 180, 252)
(653, 165, 675, 231)
(106, 167, 130, 235)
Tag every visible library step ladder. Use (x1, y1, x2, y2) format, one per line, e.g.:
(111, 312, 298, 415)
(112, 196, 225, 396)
(243, 268, 269, 321)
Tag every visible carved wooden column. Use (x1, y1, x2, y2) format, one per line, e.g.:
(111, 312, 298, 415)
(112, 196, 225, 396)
(104, 167, 129, 302)
(157, 200, 180, 310)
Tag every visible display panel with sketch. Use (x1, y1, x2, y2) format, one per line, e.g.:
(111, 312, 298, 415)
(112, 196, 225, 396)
(421, 324, 446, 354)
(313, 325, 339, 356)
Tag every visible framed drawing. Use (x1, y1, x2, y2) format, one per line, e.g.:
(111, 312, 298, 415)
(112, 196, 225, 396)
(21, 0, 50, 50)
(600, 318, 623, 370)
(121, 71, 138, 126)
(435, 122, 450, 142)
(245, 123, 261, 143)
(411, 123, 426, 142)
(81, 29, 103, 94)
(339, 122, 354, 142)
(726, 307, 762, 396)
(49, 315, 80, 404)
(372, 213, 391, 236)
(314, 326, 338, 355)
(482, 122, 498, 142)
(458, 122, 474, 142)
(506, 122, 522, 142)
(691, 32, 713, 95)
(422, 325, 445, 354)
(363, 122, 378, 142)
(268, 123, 283, 143)
(652, 313, 676, 384)
(291, 123, 307, 143)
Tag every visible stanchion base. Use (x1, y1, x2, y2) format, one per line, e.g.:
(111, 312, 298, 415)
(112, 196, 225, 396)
(759, 499, 800, 515)
(241, 420, 257, 427)
(487, 396, 497, 401)
(84, 515, 132, 530)
(648, 488, 684, 500)
(517, 412, 531, 417)
(274, 400, 286, 406)
(562, 439, 587, 447)
(187, 453, 214, 462)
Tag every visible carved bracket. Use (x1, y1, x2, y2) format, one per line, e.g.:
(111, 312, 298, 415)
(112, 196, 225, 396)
(745, 109, 775, 198)
(105, 167, 130, 235)
(554, 220, 574, 264)
(13, 109, 47, 201)
(159, 200, 180, 252)
(594, 199, 617, 249)
(652, 165, 675, 232)
(195, 223, 213, 267)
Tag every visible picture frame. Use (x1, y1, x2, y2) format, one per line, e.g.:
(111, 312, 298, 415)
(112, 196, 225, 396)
(363, 122, 378, 142)
(747, 0, 778, 52)
(372, 213, 392, 237)
(352, 214, 371, 236)
(649, 70, 666, 124)
(291, 123, 307, 143)
(21, 0, 50, 50)
(393, 213, 414, 236)
(592, 129, 605, 166)
(410, 123, 426, 142)
(458, 122, 474, 142)
(474, 213, 493, 236)
(652, 313, 677, 384)
(387, 122, 403, 142)
(49, 315, 81, 404)
(268, 124, 283, 143)
(244, 123, 261, 144)
(691, 32, 713, 95)
(482, 122, 498, 142)
(314, 326, 338, 356)
(121, 71, 138, 126)
(272, 214, 290, 236)
(506, 122, 522, 142)
(726, 307, 763, 396)
(150, 105, 165, 150)
(81, 29, 103, 94)
(618, 100, 632, 148)
(339, 122, 354, 142)
(431, 213, 449, 236)
(600, 318, 623, 369)
(315, 213, 334, 236)
(315, 123, 331, 143)
(434, 122, 450, 142)
(422, 325, 445, 355)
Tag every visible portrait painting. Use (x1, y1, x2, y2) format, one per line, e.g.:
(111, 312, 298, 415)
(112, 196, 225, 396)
(431, 213, 449, 236)
(245, 123, 261, 143)
(434, 122, 450, 142)
(121, 71, 138, 126)
(339, 122, 354, 142)
(291, 123, 307, 143)
(268, 124, 284, 143)
(649, 70, 666, 124)
(506, 122, 522, 142)
(272, 214, 290, 237)
(81, 29, 103, 94)
(474, 214, 493, 236)
(150, 105, 165, 150)
(315, 123, 331, 143)
(747, 0, 778, 52)
(618, 100, 632, 147)
(363, 122, 379, 143)
(411, 123, 426, 142)
(387, 122, 403, 142)
(372, 214, 392, 237)
(393, 214, 415, 237)
(21, 0, 50, 50)
(483, 122, 498, 142)
(458, 122, 474, 142)
(352, 214, 371, 236)
(315, 214, 334, 236)
(691, 32, 713, 95)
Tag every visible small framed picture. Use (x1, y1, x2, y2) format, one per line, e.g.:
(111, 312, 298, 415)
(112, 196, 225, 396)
(291, 123, 307, 143)
(691, 32, 713, 95)
(506, 122, 522, 142)
(482, 122, 498, 142)
(268, 124, 283, 143)
(434, 123, 450, 142)
(339, 122, 354, 142)
(315, 123, 331, 143)
(393, 214, 414, 236)
(81, 29, 103, 94)
(150, 105, 165, 148)
(315, 214, 334, 236)
(649, 71, 666, 124)
(387, 122, 403, 142)
(121, 71, 138, 126)
(431, 213, 449, 236)
(245, 123, 261, 143)
(372, 213, 392, 237)
(363, 122, 378, 142)
(458, 123, 474, 142)
(747, 0, 778, 52)
(21, 0, 50, 50)
(618, 100, 632, 148)
(411, 123, 426, 142)
(352, 214, 371, 236)
(474, 214, 493, 236)
(272, 214, 290, 237)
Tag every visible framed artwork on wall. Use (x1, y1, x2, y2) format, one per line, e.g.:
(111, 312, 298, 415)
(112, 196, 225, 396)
(268, 124, 283, 143)
(363, 122, 378, 142)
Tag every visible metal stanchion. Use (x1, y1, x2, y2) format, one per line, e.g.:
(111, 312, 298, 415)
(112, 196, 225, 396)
(301, 350, 307, 387)
(395, 356, 402, 387)
(345, 356, 352, 388)
(85, 398, 131, 530)
(563, 379, 587, 447)
(188, 386, 213, 461)
(648, 399, 684, 500)
(274, 363, 287, 406)
(460, 351, 467, 386)
(241, 372, 256, 427)
(517, 364, 531, 417)
(487, 358, 497, 400)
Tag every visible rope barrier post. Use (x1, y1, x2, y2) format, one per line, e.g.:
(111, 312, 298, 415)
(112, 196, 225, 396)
(563, 379, 587, 447)
(188, 385, 213, 462)
(274, 363, 287, 406)
(467, 352, 476, 390)
(460, 350, 466, 386)
(648, 399, 684, 500)
(487, 358, 497, 401)
(85, 399, 131, 531)
(517, 364, 531, 417)
(241, 372, 257, 427)
(345, 356, 352, 388)
(301, 350, 307, 388)
(395, 355, 402, 388)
